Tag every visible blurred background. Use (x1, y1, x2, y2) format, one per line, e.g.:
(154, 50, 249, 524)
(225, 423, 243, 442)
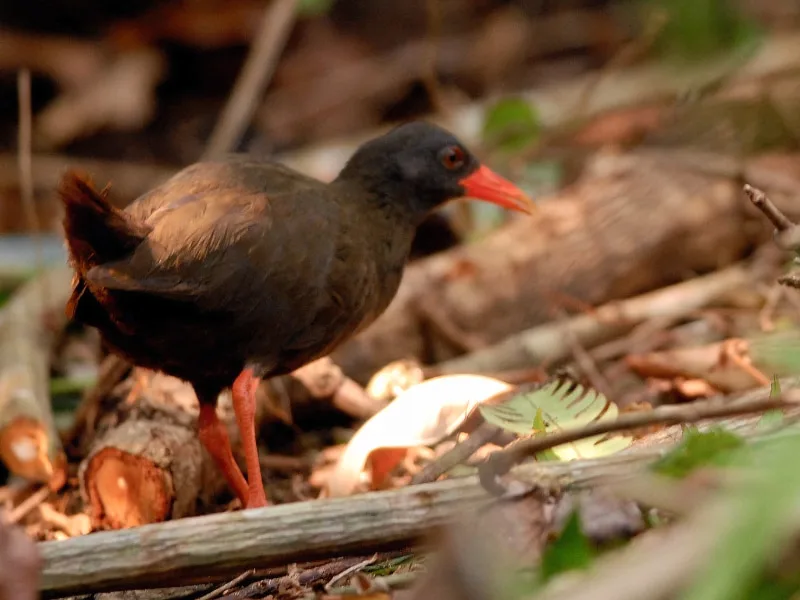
(5, 0, 800, 579)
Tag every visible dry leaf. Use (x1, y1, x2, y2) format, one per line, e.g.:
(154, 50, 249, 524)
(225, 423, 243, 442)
(326, 375, 512, 497)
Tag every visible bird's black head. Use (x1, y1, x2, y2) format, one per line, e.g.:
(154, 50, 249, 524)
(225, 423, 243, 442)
(336, 121, 534, 220)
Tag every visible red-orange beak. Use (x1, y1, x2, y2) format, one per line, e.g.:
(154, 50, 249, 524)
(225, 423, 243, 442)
(459, 165, 535, 214)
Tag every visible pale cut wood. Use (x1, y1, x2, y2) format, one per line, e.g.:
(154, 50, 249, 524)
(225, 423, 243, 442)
(77, 372, 271, 529)
(0, 267, 71, 485)
(80, 420, 203, 529)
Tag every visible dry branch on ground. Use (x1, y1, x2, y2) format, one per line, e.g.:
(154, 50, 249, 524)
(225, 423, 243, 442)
(40, 393, 788, 599)
(0, 268, 71, 486)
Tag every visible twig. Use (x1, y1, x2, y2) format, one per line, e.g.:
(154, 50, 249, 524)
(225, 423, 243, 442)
(203, 0, 299, 158)
(410, 422, 504, 485)
(324, 554, 378, 591)
(196, 569, 255, 600)
(478, 391, 800, 495)
(218, 553, 408, 600)
(8, 485, 49, 524)
(561, 311, 614, 401)
(743, 183, 795, 233)
(743, 184, 800, 290)
(17, 69, 39, 244)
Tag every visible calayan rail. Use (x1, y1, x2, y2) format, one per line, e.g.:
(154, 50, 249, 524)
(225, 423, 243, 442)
(59, 121, 534, 509)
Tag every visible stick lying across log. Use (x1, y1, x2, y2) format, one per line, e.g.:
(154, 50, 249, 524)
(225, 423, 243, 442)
(0, 267, 72, 486)
(41, 383, 789, 599)
(39, 450, 657, 598)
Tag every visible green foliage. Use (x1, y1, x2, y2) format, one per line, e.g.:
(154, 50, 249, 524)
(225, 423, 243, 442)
(756, 376, 786, 431)
(363, 554, 415, 576)
(479, 380, 632, 460)
(751, 330, 800, 377)
(648, 0, 762, 62)
(482, 98, 542, 154)
(682, 433, 800, 600)
(532, 407, 560, 462)
(540, 511, 596, 583)
(651, 426, 745, 478)
(297, 0, 334, 17)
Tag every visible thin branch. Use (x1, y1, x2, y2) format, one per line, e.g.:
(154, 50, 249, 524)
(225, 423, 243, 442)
(8, 485, 49, 524)
(743, 183, 795, 233)
(17, 70, 38, 241)
(203, 0, 299, 158)
(410, 422, 503, 485)
(324, 554, 377, 591)
(478, 391, 800, 495)
(196, 569, 255, 600)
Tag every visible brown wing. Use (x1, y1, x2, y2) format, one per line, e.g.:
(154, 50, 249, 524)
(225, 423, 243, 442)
(86, 157, 329, 306)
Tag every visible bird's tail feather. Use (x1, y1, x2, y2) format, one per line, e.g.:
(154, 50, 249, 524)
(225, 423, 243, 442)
(59, 170, 148, 271)
(58, 170, 149, 322)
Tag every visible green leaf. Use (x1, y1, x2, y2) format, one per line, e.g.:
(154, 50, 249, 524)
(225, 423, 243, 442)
(651, 426, 745, 479)
(681, 433, 800, 600)
(757, 375, 785, 430)
(478, 380, 633, 460)
(770, 375, 781, 398)
(533, 408, 560, 462)
(482, 98, 541, 154)
(751, 330, 800, 377)
(540, 511, 595, 583)
(297, 0, 334, 17)
(649, 0, 763, 62)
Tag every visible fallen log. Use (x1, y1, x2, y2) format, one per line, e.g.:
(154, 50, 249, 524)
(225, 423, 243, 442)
(75, 361, 376, 530)
(41, 371, 793, 598)
(332, 151, 784, 382)
(436, 264, 750, 374)
(77, 372, 266, 529)
(40, 449, 658, 597)
(0, 268, 71, 486)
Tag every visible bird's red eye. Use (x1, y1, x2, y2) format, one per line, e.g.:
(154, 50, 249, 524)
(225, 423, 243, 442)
(440, 145, 465, 170)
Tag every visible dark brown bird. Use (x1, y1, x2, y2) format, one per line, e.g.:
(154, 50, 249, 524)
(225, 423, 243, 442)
(58, 121, 534, 509)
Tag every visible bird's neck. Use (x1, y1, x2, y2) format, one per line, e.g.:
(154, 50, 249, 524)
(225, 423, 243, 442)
(329, 179, 421, 272)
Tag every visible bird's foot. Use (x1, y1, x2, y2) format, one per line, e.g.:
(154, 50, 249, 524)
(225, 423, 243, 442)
(246, 485, 269, 509)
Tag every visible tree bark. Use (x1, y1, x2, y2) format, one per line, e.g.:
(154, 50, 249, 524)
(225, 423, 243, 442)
(77, 372, 267, 529)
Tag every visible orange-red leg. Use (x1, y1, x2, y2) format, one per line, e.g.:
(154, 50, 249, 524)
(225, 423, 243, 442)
(231, 367, 269, 508)
(197, 403, 249, 506)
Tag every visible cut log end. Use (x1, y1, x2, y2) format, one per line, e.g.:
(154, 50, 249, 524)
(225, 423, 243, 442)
(0, 416, 67, 488)
(83, 446, 172, 529)
(79, 417, 209, 530)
